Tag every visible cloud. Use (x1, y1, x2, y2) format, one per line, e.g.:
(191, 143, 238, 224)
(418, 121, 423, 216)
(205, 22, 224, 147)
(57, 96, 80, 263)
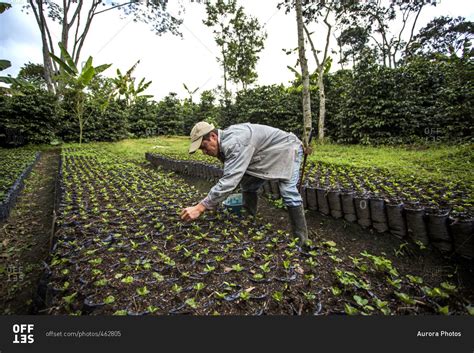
(0, 4, 43, 76)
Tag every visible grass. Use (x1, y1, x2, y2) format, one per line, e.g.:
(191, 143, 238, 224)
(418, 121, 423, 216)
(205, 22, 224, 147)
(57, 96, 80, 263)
(308, 142, 473, 184)
(72, 136, 215, 164)
(71, 137, 472, 187)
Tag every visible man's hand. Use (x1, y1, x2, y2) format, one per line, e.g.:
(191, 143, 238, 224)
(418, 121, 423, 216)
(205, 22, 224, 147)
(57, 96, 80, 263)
(180, 203, 206, 222)
(304, 146, 313, 155)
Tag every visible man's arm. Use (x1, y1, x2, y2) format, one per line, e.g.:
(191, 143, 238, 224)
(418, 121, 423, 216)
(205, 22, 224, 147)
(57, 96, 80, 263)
(180, 143, 255, 221)
(201, 143, 255, 209)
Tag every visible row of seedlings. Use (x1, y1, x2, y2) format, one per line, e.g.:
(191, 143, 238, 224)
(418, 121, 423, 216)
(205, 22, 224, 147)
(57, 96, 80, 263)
(144, 150, 474, 315)
(301, 162, 473, 260)
(46, 147, 327, 315)
(146, 153, 223, 181)
(0, 149, 40, 220)
(145, 153, 473, 260)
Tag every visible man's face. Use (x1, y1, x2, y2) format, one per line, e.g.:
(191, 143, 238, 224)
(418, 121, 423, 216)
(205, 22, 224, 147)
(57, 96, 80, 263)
(199, 132, 219, 157)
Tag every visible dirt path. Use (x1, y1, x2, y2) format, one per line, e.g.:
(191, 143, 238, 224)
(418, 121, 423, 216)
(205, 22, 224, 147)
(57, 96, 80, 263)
(0, 150, 60, 314)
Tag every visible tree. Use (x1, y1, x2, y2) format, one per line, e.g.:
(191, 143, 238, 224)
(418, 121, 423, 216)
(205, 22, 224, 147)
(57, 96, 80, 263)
(24, 0, 183, 93)
(336, 25, 369, 68)
(156, 92, 184, 135)
(406, 16, 473, 59)
(17, 62, 47, 89)
(0, 2, 11, 13)
(340, 1, 436, 68)
(203, 0, 266, 97)
(281, 0, 354, 142)
(50, 43, 111, 143)
(197, 90, 219, 125)
(303, 5, 333, 142)
(226, 6, 266, 90)
(0, 60, 36, 95)
(294, 0, 312, 147)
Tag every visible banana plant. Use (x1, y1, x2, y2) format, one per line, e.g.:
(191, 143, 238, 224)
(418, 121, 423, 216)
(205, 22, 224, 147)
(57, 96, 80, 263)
(50, 43, 111, 144)
(183, 83, 199, 102)
(0, 60, 35, 95)
(112, 60, 152, 106)
(0, 2, 11, 14)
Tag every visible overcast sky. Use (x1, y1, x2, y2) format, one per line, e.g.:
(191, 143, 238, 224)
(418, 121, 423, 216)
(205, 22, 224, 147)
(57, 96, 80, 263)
(1, 0, 473, 100)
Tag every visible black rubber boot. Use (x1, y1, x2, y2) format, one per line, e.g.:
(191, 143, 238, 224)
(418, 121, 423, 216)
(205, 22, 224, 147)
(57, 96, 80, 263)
(242, 192, 258, 216)
(288, 205, 309, 245)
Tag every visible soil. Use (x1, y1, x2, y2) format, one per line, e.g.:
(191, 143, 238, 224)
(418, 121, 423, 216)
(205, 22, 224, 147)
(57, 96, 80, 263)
(1, 151, 472, 316)
(0, 150, 60, 314)
(181, 173, 474, 308)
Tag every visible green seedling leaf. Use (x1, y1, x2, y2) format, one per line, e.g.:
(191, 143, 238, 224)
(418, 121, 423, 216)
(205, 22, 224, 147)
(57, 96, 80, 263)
(185, 298, 198, 309)
(437, 305, 449, 315)
(137, 286, 149, 296)
(272, 291, 284, 302)
(94, 279, 108, 286)
(440, 282, 457, 293)
(121, 276, 134, 284)
(239, 291, 250, 301)
(322, 240, 337, 247)
(63, 292, 77, 304)
(406, 274, 423, 285)
(353, 295, 368, 307)
(232, 263, 244, 272)
(104, 296, 115, 304)
(344, 303, 359, 315)
(394, 292, 416, 305)
(194, 282, 205, 291)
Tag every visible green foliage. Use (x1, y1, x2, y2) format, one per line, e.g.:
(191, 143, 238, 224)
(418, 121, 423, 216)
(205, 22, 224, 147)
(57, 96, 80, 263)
(111, 60, 153, 107)
(60, 92, 128, 143)
(128, 97, 159, 138)
(407, 16, 473, 59)
(0, 86, 62, 145)
(326, 55, 473, 144)
(223, 84, 301, 132)
(50, 43, 112, 143)
(203, 0, 266, 92)
(155, 93, 184, 135)
(2, 54, 471, 146)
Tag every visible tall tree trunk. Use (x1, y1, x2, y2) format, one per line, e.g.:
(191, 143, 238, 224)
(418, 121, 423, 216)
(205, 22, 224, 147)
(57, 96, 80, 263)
(76, 91, 85, 144)
(221, 46, 229, 105)
(317, 67, 326, 141)
(304, 7, 331, 142)
(29, 0, 55, 93)
(295, 0, 312, 148)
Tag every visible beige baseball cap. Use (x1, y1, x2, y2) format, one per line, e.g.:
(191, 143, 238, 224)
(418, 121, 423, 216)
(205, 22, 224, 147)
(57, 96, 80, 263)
(188, 121, 215, 154)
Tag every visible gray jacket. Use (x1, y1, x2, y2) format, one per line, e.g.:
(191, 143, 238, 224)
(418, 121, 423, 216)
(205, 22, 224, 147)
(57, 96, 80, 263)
(201, 123, 302, 209)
